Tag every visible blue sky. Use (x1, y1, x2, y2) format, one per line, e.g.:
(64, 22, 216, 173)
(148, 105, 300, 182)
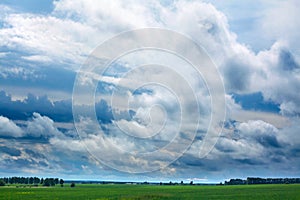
(0, 0, 300, 183)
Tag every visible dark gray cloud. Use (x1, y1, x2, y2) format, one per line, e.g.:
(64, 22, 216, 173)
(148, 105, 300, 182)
(0, 146, 21, 156)
(24, 149, 46, 159)
(279, 49, 299, 71)
(222, 56, 251, 92)
(0, 91, 72, 122)
(174, 155, 221, 172)
(256, 134, 281, 148)
(0, 91, 113, 123)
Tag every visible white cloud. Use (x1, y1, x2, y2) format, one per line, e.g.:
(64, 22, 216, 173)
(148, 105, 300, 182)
(252, 42, 300, 115)
(259, 0, 300, 57)
(21, 55, 52, 63)
(0, 52, 8, 58)
(0, 13, 95, 68)
(237, 120, 278, 138)
(1, 0, 298, 118)
(53, 0, 159, 29)
(0, 66, 40, 80)
(26, 112, 63, 138)
(0, 115, 23, 137)
(217, 137, 265, 160)
(49, 136, 86, 152)
(0, 0, 249, 69)
(0, 113, 64, 140)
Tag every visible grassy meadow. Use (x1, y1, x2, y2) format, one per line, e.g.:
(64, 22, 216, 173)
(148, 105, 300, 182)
(1, 183, 300, 200)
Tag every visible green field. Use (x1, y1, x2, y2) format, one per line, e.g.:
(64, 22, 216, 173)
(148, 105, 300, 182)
(1, 184, 300, 200)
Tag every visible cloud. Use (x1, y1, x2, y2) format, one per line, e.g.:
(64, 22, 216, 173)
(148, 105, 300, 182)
(0, 13, 93, 68)
(0, 91, 72, 122)
(253, 42, 300, 115)
(0, 113, 95, 175)
(21, 55, 52, 63)
(236, 120, 280, 148)
(259, 0, 300, 56)
(1, 0, 299, 117)
(26, 112, 63, 138)
(0, 146, 21, 157)
(177, 118, 300, 180)
(0, 115, 23, 137)
(0, 0, 247, 70)
(222, 55, 251, 92)
(0, 110, 299, 179)
(0, 66, 40, 80)
(237, 120, 278, 137)
(53, 0, 159, 29)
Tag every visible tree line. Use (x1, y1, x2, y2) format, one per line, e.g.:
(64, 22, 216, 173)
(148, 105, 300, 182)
(225, 177, 300, 185)
(0, 177, 64, 187)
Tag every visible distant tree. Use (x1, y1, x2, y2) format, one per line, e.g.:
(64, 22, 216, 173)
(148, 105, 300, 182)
(70, 182, 75, 188)
(59, 179, 64, 187)
(0, 179, 5, 186)
(49, 178, 55, 186)
(54, 178, 59, 185)
(190, 181, 193, 185)
(3, 178, 8, 184)
(43, 178, 50, 187)
(21, 177, 25, 184)
(181, 181, 184, 185)
(29, 177, 34, 184)
(33, 177, 40, 185)
(40, 178, 44, 185)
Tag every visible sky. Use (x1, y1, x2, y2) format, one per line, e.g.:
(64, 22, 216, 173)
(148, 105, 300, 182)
(0, 0, 300, 183)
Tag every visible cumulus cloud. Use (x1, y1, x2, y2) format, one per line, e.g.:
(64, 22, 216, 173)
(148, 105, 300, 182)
(237, 120, 278, 137)
(0, 0, 249, 69)
(26, 112, 63, 138)
(0, 111, 70, 139)
(253, 42, 300, 115)
(0, 115, 23, 137)
(1, 0, 299, 116)
(236, 120, 280, 148)
(179, 118, 300, 180)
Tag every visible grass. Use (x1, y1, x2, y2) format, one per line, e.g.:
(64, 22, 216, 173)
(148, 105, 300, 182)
(1, 184, 300, 200)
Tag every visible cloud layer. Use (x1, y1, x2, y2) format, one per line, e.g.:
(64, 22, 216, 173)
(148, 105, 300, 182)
(0, 0, 299, 181)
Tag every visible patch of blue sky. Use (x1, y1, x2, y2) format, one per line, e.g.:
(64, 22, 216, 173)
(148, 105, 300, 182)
(232, 92, 280, 113)
(203, 0, 272, 52)
(0, 65, 75, 93)
(0, 0, 54, 14)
